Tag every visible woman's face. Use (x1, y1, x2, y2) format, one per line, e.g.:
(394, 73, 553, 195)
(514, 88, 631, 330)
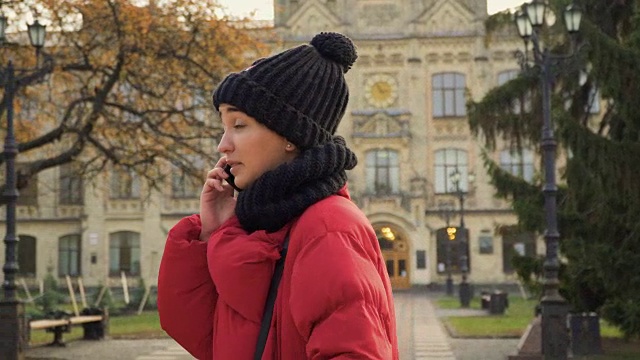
(217, 104, 298, 189)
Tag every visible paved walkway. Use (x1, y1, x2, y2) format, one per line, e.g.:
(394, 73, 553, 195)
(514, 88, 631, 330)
(394, 291, 456, 359)
(135, 343, 192, 360)
(26, 290, 518, 360)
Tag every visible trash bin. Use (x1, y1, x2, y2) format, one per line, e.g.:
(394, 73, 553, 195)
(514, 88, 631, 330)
(489, 291, 508, 315)
(570, 312, 602, 356)
(480, 291, 491, 310)
(81, 307, 105, 340)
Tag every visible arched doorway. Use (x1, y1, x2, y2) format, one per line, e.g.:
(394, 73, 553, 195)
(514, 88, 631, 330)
(374, 224, 410, 289)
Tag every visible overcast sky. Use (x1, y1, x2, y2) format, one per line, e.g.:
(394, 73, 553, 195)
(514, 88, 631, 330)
(217, 0, 526, 20)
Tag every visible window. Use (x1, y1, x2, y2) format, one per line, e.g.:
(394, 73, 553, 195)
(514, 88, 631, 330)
(59, 163, 83, 205)
(117, 83, 140, 122)
(502, 230, 536, 273)
(500, 148, 535, 182)
(576, 71, 601, 114)
(109, 231, 140, 276)
(172, 157, 204, 199)
(432, 72, 466, 117)
(190, 90, 209, 123)
(59, 234, 81, 277)
(110, 168, 141, 199)
(365, 149, 399, 195)
(434, 149, 468, 194)
(586, 86, 601, 114)
(18, 235, 37, 277)
(16, 94, 38, 122)
(16, 164, 38, 206)
(172, 170, 201, 199)
(416, 250, 427, 269)
(497, 70, 532, 114)
(435, 227, 470, 274)
(478, 231, 494, 254)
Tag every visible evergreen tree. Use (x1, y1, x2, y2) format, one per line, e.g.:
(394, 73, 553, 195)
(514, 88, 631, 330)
(470, 0, 640, 337)
(36, 268, 65, 315)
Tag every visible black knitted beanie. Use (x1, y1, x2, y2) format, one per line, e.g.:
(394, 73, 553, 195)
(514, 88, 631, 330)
(212, 32, 358, 148)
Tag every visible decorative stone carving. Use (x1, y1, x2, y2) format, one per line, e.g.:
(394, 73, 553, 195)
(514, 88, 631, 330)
(413, 0, 476, 37)
(359, 2, 401, 27)
(352, 109, 411, 139)
(106, 200, 143, 214)
(358, 55, 372, 66)
(432, 120, 469, 141)
(57, 205, 83, 218)
(17, 206, 40, 219)
(165, 198, 199, 214)
(356, 53, 404, 68)
(286, 1, 341, 38)
(410, 177, 427, 196)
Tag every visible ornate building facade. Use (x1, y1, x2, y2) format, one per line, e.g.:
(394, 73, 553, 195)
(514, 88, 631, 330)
(272, 0, 541, 288)
(4, 0, 551, 291)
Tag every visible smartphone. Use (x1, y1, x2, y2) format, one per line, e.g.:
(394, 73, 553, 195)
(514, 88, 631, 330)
(224, 165, 242, 191)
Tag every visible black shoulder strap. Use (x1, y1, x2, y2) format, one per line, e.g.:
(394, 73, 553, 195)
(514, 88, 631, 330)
(254, 232, 290, 360)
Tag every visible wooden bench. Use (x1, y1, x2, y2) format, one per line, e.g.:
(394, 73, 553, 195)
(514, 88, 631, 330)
(29, 310, 108, 346)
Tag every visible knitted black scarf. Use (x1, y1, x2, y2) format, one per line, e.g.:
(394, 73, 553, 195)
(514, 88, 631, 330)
(235, 136, 357, 233)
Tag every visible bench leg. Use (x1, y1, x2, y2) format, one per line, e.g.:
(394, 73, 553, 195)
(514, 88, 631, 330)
(48, 326, 67, 347)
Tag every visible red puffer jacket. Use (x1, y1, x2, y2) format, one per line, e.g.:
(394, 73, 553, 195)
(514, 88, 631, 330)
(158, 188, 399, 359)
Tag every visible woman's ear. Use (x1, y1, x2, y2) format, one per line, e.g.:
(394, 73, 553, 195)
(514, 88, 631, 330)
(285, 142, 296, 152)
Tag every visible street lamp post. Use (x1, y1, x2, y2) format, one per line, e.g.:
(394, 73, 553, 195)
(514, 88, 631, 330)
(450, 169, 472, 308)
(0, 14, 47, 360)
(513, 1, 583, 359)
(437, 202, 455, 296)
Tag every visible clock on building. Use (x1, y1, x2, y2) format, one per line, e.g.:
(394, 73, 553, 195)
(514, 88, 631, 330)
(364, 74, 398, 108)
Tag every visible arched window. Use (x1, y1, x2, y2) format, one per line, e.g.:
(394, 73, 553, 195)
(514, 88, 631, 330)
(500, 148, 535, 183)
(59, 234, 82, 277)
(109, 231, 140, 276)
(432, 72, 466, 117)
(365, 149, 400, 195)
(18, 235, 37, 277)
(434, 149, 468, 193)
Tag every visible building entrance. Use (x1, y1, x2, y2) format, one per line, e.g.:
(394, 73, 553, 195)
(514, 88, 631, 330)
(374, 224, 410, 289)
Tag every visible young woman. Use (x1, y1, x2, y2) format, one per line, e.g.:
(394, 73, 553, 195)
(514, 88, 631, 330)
(158, 32, 399, 360)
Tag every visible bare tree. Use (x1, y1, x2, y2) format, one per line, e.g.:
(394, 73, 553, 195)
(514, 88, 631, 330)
(0, 0, 267, 202)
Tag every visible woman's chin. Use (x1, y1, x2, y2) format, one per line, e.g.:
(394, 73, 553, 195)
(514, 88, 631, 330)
(233, 178, 247, 190)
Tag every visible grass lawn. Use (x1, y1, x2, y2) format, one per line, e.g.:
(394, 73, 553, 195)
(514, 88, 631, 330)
(438, 296, 536, 338)
(435, 295, 640, 359)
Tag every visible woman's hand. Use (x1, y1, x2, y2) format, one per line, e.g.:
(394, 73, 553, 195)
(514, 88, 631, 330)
(199, 157, 236, 242)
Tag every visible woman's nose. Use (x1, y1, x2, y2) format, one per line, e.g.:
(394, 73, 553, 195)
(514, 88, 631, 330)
(217, 132, 232, 153)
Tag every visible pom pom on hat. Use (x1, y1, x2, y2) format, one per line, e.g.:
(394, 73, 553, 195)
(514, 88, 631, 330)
(213, 32, 358, 149)
(310, 32, 358, 73)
